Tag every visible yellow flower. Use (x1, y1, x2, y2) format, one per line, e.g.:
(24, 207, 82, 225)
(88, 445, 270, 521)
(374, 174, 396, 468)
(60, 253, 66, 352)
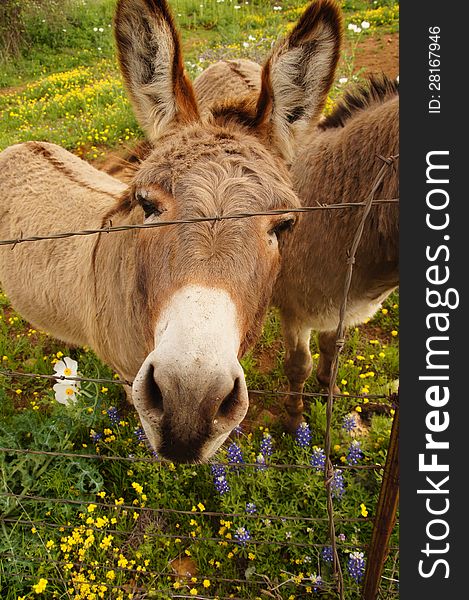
(381, 308, 388, 315)
(197, 502, 205, 511)
(203, 579, 211, 588)
(46, 540, 55, 549)
(391, 330, 398, 336)
(100, 535, 113, 549)
(132, 482, 144, 494)
(87, 504, 97, 513)
(32, 578, 48, 593)
(106, 570, 115, 580)
(248, 552, 256, 560)
(189, 589, 198, 596)
(356, 406, 362, 413)
(360, 503, 369, 517)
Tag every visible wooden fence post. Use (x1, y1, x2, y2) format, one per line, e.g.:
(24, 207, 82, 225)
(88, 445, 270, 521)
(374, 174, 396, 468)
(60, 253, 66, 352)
(362, 394, 399, 599)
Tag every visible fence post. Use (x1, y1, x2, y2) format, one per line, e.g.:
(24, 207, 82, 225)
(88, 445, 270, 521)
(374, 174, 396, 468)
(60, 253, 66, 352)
(362, 394, 399, 599)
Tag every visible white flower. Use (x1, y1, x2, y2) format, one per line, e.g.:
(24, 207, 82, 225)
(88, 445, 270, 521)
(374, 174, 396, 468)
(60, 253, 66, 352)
(234, 4, 241, 8)
(248, 35, 256, 41)
(93, 27, 98, 32)
(243, 42, 249, 48)
(53, 382, 79, 405)
(348, 23, 361, 33)
(361, 21, 370, 29)
(53, 357, 80, 403)
(339, 77, 348, 84)
(273, 5, 282, 10)
(53, 357, 78, 380)
(98, 27, 104, 32)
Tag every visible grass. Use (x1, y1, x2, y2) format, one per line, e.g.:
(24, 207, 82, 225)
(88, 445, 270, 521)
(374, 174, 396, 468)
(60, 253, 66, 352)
(0, 0, 399, 598)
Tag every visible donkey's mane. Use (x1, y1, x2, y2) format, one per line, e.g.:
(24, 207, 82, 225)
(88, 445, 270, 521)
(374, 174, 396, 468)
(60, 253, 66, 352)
(319, 74, 398, 130)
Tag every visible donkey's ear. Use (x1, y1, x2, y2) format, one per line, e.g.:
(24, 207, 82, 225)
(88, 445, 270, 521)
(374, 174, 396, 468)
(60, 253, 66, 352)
(115, 0, 199, 143)
(255, 0, 342, 162)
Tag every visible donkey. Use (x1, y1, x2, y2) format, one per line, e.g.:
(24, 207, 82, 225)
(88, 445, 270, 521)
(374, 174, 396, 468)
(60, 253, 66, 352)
(272, 76, 399, 431)
(0, 0, 343, 462)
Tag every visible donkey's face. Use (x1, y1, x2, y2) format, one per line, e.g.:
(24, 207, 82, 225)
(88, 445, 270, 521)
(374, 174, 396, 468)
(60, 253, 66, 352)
(114, 0, 342, 462)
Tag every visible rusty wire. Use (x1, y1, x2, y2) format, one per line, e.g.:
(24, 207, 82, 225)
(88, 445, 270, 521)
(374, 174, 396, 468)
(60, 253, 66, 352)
(0, 446, 385, 471)
(0, 366, 394, 400)
(0, 199, 398, 248)
(322, 154, 399, 600)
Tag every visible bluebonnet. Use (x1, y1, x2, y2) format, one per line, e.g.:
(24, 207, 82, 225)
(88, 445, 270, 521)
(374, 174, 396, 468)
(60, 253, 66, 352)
(295, 422, 312, 448)
(245, 502, 257, 514)
(227, 442, 244, 468)
(347, 440, 364, 465)
(322, 546, 333, 563)
(134, 427, 146, 442)
(311, 447, 326, 471)
(234, 526, 251, 546)
(311, 575, 322, 592)
(211, 464, 230, 495)
(342, 414, 357, 433)
(260, 432, 273, 458)
(347, 551, 365, 583)
(91, 431, 102, 443)
(331, 469, 345, 499)
(255, 453, 267, 472)
(107, 406, 120, 425)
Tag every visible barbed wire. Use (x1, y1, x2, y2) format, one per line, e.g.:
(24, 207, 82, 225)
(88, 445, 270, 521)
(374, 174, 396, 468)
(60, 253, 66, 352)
(0, 497, 373, 525)
(0, 367, 395, 401)
(0, 446, 385, 471)
(321, 153, 398, 600)
(0, 199, 399, 248)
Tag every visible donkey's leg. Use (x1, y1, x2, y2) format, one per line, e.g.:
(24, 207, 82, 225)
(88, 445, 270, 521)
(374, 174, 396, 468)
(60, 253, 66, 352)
(317, 330, 341, 394)
(281, 314, 313, 433)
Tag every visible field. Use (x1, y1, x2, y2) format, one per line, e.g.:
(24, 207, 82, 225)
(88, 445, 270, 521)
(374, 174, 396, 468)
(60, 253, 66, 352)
(0, 1, 399, 599)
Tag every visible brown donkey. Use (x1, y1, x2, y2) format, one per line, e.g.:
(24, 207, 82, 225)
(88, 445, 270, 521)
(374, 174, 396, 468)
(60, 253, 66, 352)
(272, 76, 399, 431)
(0, 0, 342, 462)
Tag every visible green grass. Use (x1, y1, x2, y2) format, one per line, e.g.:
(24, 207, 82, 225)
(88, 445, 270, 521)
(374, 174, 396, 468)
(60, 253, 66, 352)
(0, 1, 399, 597)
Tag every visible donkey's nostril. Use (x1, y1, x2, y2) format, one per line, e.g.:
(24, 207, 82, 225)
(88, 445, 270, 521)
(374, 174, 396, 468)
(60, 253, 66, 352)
(144, 364, 164, 413)
(218, 377, 240, 419)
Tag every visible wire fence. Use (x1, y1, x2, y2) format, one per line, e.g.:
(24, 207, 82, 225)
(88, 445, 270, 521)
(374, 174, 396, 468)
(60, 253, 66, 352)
(0, 154, 399, 599)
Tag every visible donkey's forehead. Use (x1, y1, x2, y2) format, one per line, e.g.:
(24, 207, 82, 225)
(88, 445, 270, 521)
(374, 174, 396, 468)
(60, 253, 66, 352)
(134, 125, 291, 188)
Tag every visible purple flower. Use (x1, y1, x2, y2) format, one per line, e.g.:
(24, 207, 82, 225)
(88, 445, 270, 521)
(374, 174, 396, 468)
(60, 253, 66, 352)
(322, 546, 333, 563)
(311, 575, 322, 592)
(227, 442, 244, 467)
(134, 427, 146, 442)
(342, 414, 357, 433)
(234, 526, 251, 546)
(260, 433, 273, 458)
(331, 469, 345, 499)
(347, 551, 365, 583)
(107, 406, 119, 425)
(91, 431, 102, 443)
(347, 440, 364, 465)
(311, 447, 326, 471)
(295, 422, 312, 448)
(211, 464, 230, 495)
(255, 453, 267, 472)
(245, 502, 257, 514)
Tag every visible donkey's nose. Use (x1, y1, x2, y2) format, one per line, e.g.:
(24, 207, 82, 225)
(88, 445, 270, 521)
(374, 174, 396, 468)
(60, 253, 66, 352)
(131, 354, 249, 462)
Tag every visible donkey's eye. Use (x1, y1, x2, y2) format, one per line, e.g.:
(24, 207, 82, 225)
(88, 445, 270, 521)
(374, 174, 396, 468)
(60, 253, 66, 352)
(136, 192, 163, 220)
(269, 218, 295, 237)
